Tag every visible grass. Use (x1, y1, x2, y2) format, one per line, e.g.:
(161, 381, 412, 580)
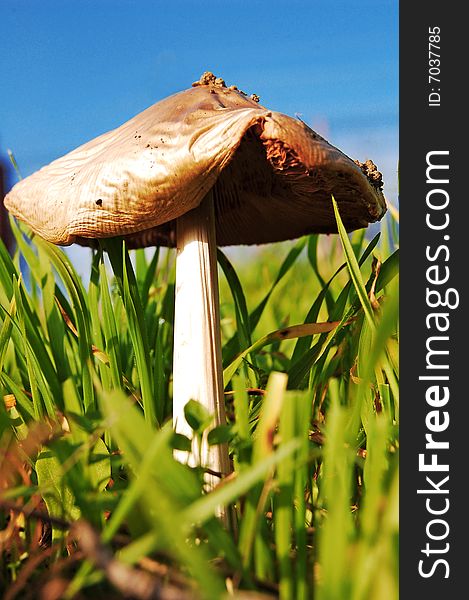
(0, 198, 399, 599)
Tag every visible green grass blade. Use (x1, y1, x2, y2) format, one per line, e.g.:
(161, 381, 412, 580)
(292, 391, 311, 600)
(0, 238, 17, 299)
(249, 237, 307, 332)
(98, 261, 123, 390)
(139, 247, 160, 306)
(121, 245, 156, 424)
(307, 234, 335, 313)
(13, 280, 43, 419)
(332, 196, 376, 331)
(34, 237, 95, 411)
(105, 239, 156, 424)
(275, 393, 296, 599)
(1, 371, 35, 419)
(223, 237, 307, 364)
(88, 251, 111, 392)
(218, 248, 252, 354)
(223, 321, 340, 388)
(0, 294, 16, 371)
(288, 234, 381, 390)
(185, 438, 299, 526)
(98, 387, 225, 599)
(37, 244, 70, 384)
(317, 385, 354, 600)
(237, 372, 288, 568)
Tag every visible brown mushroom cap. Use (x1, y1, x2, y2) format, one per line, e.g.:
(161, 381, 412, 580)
(5, 78, 386, 248)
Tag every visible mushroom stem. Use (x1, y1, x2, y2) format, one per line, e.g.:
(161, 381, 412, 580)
(173, 189, 231, 486)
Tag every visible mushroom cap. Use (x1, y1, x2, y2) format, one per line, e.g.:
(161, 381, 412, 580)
(5, 80, 386, 248)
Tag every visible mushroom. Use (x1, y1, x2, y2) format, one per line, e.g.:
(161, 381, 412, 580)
(4, 72, 386, 485)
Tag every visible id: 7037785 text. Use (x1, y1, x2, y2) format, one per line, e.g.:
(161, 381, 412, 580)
(428, 26, 441, 107)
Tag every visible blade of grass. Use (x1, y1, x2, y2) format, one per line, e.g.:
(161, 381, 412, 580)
(223, 237, 307, 364)
(33, 235, 95, 412)
(98, 261, 123, 390)
(289, 234, 383, 391)
(13, 279, 43, 420)
(37, 244, 70, 385)
(317, 382, 354, 600)
(332, 196, 375, 331)
(97, 387, 225, 599)
(237, 372, 288, 569)
(223, 320, 341, 388)
(89, 251, 111, 392)
(139, 247, 160, 307)
(4, 227, 63, 404)
(291, 234, 379, 367)
(184, 438, 299, 527)
(307, 234, 334, 314)
(292, 390, 311, 600)
(105, 239, 156, 424)
(0, 238, 17, 299)
(275, 392, 295, 600)
(218, 249, 254, 382)
(0, 371, 35, 419)
(122, 244, 156, 424)
(0, 293, 16, 371)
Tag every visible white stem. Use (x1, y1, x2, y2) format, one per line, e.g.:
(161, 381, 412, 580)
(173, 190, 230, 486)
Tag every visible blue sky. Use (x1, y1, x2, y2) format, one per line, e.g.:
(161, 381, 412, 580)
(1, 0, 398, 268)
